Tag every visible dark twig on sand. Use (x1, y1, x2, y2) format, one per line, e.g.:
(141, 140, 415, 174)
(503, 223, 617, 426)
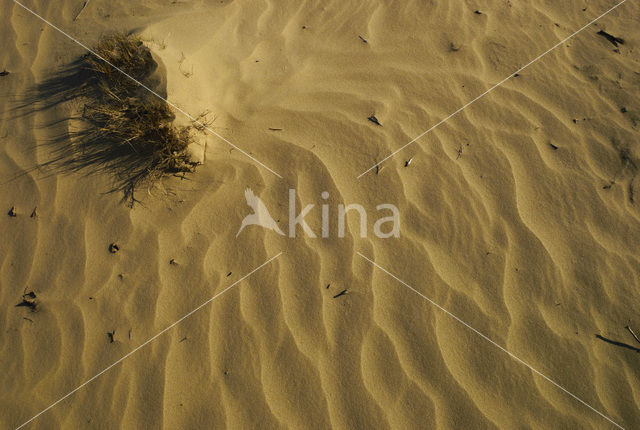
(597, 30, 624, 47)
(368, 115, 382, 126)
(333, 289, 348, 299)
(373, 158, 380, 175)
(596, 334, 640, 353)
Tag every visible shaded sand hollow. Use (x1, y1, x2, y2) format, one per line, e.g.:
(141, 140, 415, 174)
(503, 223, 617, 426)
(1, 0, 640, 428)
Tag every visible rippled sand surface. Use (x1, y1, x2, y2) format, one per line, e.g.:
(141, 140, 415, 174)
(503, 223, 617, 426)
(1, 0, 639, 428)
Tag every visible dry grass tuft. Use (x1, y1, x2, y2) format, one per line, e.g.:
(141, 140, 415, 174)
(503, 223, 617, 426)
(85, 33, 156, 98)
(75, 33, 197, 205)
(18, 33, 201, 205)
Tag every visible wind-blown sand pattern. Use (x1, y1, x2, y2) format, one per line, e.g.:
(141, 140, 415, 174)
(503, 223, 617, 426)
(1, 0, 640, 428)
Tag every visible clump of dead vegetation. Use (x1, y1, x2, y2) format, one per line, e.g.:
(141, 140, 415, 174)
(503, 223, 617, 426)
(85, 33, 158, 97)
(18, 34, 200, 205)
(74, 33, 198, 205)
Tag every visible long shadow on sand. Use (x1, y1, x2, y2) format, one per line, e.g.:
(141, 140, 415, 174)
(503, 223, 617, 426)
(595, 334, 640, 353)
(11, 40, 188, 206)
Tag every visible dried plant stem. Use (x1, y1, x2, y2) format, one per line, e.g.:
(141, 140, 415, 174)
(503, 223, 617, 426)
(625, 325, 640, 345)
(73, 0, 91, 21)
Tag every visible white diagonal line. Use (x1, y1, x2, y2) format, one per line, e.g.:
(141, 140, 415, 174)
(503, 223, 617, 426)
(12, 0, 283, 179)
(357, 252, 625, 429)
(14, 252, 283, 430)
(357, 0, 629, 178)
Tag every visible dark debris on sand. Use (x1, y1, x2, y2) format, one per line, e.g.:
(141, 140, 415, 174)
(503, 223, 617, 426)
(597, 30, 624, 47)
(368, 115, 382, 126)
(16, 290, 38, 312)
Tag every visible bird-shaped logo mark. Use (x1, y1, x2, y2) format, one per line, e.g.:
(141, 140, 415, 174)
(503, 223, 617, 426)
(236, 188, 285, 237)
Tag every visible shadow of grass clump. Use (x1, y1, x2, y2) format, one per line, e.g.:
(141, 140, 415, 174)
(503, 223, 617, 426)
(26, 33, 197, 206)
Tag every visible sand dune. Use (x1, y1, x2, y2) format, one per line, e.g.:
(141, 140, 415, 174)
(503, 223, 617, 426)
(1, 0, 639, 428)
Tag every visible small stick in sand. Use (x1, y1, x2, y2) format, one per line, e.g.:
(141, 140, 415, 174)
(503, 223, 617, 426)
(333, 289, 348, 299)
(597, 30, 624, 47)
(625, 325, 640, 345)
(368, 115, 382, 126)
(73, 0, 91, 21)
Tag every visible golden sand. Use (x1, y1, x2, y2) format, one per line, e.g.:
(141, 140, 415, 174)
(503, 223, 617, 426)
(1, 0, 639, 428)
